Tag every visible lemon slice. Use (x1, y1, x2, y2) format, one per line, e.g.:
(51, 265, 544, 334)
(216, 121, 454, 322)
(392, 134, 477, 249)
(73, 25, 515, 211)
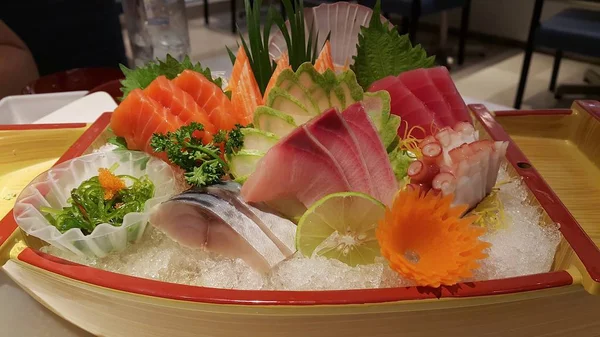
(296, 192, 386, 266)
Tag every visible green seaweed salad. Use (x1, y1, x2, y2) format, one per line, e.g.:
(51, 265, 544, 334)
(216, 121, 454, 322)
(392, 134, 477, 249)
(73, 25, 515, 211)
(41, 165, 155, 235)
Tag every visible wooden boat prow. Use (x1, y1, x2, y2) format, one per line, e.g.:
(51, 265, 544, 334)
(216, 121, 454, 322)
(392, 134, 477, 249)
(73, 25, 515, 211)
(1, 102, 599, 337)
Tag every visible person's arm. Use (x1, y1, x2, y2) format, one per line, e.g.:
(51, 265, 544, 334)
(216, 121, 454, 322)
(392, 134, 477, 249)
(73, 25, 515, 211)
(0, 20, 39, 99)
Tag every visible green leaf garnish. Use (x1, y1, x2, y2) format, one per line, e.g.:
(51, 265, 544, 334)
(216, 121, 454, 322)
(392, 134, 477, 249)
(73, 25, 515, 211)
(119, 55, 223, 100)
(231, 0, 277, 95)
(351, 0, 436, 90)
(273, 0, 324, 71)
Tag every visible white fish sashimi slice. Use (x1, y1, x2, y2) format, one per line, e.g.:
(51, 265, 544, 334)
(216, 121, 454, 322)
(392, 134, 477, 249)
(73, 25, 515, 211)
(268, 2, 389, 67)
(149, 193, 287, 273)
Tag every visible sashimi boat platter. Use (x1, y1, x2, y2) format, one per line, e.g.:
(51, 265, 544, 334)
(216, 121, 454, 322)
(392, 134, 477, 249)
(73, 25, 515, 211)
(1, 1, 600, 336)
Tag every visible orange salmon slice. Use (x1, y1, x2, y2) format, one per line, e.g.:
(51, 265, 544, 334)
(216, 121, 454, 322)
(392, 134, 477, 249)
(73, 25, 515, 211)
(314, 40, 335, 73)
(172, 70, 238, 131)
(144, 76, 216, 136)
(263, 53, 290, 102)
(110, 89, 184, 160)
(229, 46, 263, 125)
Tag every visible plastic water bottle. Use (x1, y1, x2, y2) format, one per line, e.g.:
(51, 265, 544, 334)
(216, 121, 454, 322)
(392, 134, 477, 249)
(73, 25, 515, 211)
(123, 0, 191, 66)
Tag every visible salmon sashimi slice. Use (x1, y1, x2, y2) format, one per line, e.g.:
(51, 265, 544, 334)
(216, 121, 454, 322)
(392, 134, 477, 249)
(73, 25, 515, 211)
(144, 76, 216, 137)
(263, 53, 290, 102)
(137, 105, 180, 153)
(229, 46, 263, 125)
(172, 69, 237, 131)
(314, 40, 335, 73)
(226, 45, 249, 92)
(111, 89, 168, 151)
(110, 89, 184, 161)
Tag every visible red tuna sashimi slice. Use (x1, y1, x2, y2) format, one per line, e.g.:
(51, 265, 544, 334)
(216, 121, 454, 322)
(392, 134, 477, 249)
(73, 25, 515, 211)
(341, 103, 398, 206)
(427, 66, 471, 124)
(368, 75, 397, 93)
(381, 77, 437, 138)
(305, 108, 375, 198)
(172, 70, 237, 131)
(397, 68, 455, 128)
(241, 126, 352, 220)
(144, 76, 216, 136)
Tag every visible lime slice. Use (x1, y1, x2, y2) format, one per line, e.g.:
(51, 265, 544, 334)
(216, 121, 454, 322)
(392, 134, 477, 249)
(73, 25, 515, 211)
(296, 192, 386, 266)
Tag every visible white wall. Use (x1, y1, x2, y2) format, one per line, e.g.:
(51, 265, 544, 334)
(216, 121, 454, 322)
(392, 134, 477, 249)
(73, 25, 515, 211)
(420, 0, 573, 42)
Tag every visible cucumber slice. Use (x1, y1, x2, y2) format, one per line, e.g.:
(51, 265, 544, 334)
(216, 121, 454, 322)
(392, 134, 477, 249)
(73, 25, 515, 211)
(253, 106, 297, 138)
(362, 91, 399, 151)
(336, 71, 364, 109)
(275, 69, 320, 115)
(228, 149, 265, 182)
(267, 88, 312, 116)
(296, 63, 337, 114)
(241, 128, 279, 153)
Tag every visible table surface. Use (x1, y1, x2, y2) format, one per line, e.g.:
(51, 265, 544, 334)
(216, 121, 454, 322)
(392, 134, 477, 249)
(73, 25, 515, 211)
(0, 94, 512, 337)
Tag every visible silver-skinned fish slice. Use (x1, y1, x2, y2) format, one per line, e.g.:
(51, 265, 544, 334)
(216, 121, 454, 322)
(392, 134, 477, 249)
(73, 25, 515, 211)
(149, 192, 287, 273)
(205, 182, 296, 256)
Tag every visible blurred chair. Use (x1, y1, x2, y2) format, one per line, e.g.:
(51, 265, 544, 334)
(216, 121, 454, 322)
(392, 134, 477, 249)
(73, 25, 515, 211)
(354, 0, 473, 66)
(514, 1, 600, 109)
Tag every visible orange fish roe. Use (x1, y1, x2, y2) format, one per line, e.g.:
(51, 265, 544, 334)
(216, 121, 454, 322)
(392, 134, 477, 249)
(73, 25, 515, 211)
(376, 187, 490, 287)
(98, 168, 126, 200)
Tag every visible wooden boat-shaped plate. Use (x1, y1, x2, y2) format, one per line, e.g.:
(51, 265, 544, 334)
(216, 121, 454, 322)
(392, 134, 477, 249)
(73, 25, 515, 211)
(0, 101, 599, 337)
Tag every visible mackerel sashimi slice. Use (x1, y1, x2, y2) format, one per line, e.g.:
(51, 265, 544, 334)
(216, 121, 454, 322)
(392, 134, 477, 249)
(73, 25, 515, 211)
(149, 190, 289, 273)
(305, 108, 375, 198)
(241, 125, 352, 220)
(172, 69, 237, 131)
(341, 103, 398, 206)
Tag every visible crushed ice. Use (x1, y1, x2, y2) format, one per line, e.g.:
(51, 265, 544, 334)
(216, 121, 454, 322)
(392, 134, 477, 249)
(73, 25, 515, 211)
(41, 165, 562, 290)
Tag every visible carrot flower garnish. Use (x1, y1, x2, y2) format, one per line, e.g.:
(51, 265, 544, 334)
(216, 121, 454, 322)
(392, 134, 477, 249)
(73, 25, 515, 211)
(376, 187, 490, 287)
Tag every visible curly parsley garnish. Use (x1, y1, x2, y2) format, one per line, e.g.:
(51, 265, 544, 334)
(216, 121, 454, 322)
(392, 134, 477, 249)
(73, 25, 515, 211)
(150, 122, 245, 187)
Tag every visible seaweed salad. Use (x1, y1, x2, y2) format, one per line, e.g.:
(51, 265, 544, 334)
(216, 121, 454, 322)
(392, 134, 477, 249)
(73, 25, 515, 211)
(41, 165, 155, 235)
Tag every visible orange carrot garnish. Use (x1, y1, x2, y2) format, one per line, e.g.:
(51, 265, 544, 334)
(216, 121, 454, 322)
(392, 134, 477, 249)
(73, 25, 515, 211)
(98, 168, 126, 200)
(376, 187, 490, 287)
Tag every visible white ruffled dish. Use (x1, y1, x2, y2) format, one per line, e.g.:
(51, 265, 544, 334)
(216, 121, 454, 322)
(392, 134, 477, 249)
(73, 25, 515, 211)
(13, 150, 177, 258)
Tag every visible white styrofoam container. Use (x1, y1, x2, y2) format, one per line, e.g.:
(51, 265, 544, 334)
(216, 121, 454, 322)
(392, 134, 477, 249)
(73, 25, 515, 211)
(33, 92, 117, 124)
(0, 91, 88, 124)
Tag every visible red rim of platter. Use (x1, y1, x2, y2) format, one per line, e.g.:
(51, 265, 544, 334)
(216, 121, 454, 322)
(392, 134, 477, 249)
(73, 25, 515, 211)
(1, 102, 599, 306)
